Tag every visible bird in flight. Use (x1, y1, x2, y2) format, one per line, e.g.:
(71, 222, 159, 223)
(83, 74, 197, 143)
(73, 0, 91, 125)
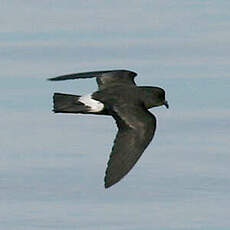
(48, 69, 168, 188)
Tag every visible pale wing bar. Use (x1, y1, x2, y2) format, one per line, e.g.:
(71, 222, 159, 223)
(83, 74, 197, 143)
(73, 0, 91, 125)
(48, 69, 137, 90)
(48, 70, 116, 81)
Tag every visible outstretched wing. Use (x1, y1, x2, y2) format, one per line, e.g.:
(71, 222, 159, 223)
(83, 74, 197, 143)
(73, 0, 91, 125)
(48, 69, 137, 90)
(104, 104, 156, 188)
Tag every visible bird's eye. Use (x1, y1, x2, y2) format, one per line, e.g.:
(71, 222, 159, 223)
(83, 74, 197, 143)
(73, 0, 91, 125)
(158, 92, 165, 100)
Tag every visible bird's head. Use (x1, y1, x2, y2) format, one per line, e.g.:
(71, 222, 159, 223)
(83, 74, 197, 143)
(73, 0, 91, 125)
(141, 86, 169, 109)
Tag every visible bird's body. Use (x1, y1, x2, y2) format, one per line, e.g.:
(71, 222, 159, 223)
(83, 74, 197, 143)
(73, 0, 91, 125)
(49, 70, 168, 188)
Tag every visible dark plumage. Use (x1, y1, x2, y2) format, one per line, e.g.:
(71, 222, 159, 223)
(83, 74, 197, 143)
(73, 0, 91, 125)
(48, 69, 168, 188)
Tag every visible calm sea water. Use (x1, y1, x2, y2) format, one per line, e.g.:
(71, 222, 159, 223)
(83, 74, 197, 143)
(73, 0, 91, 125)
(1, 77, 229, 230)
(1, 1, 230, 228)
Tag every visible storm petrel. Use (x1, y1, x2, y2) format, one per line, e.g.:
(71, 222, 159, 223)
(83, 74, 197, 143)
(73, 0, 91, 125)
(48, 69, 168, 188)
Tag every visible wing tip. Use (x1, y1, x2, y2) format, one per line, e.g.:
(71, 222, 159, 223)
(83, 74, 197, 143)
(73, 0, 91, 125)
(104, 181, 115, 189)
(47, 69, 137, 81)
(104, 171, 123, 189)
(104, 173, 116, 189)
(104, 183, 110, 189)
(47, 76, 64, 81)
(104, 177, 111, 189)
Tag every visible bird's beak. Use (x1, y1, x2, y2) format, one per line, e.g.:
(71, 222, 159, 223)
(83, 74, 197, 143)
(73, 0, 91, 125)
(164, 100, 169, 109)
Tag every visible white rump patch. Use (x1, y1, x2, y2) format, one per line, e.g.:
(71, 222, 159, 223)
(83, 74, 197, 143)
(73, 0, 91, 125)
(79, 94, 104, 112)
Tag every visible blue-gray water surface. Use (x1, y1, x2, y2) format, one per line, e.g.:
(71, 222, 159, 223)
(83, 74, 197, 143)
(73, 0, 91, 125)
(1, 1, 230, 229)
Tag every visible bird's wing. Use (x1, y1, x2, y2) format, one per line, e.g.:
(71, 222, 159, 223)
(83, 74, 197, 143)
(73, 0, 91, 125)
(48, 69, 137, 90)
(104, 104, 156, 188)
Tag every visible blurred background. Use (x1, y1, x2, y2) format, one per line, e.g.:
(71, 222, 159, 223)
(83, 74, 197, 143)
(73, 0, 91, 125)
(1, 1, 230, 229)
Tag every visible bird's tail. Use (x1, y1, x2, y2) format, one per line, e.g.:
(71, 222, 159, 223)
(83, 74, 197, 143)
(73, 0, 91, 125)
(52, 93, 89, 114)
